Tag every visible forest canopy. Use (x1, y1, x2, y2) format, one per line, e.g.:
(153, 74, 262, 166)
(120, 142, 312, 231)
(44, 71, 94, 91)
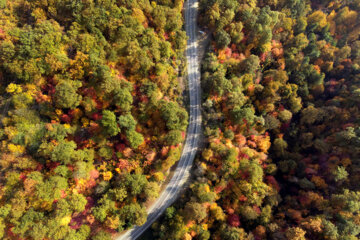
(0, 0, 188, 239)
(1, 0, 360, 239)
(150, 0, 360, 240)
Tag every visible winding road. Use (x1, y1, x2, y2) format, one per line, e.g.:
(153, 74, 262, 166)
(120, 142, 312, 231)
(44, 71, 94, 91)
(116, 0, 201, 239)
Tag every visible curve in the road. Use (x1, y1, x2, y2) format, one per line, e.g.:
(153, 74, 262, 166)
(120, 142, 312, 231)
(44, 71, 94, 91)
(116, 0, 201, 239)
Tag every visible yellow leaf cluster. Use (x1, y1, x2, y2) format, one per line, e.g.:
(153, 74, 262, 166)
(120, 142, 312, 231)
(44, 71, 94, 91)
(25, 84, 37, 96)
(69, 52, 90, 80)
(81, 117, 90, 127)
(4, 126, 18, 140)
(71, 108, 83, 121)
(261, 42, 272, 53)
(105, 215, 120, 230)
(32, 200, 53, 211)
(210, 202, 217, 210)
(32, 7, 47, 22)
(218, 49, 226, 61)
(285, 227, 306, 240)
(256, 135, 271, 153)
(204, 184, 210, 193)
(153, 171, 165, 181)
(132, 8, 147, 25)
(99, 162, 107, 171)
(60, 216, 72, 226)
(77, 178, 85, 186)
(6, 83, 22, 94)
(225, 139, 234, 148)
(301, 217, 322, 233)
(103, 171, 113, 181)
(8, 144, 25, 155)
(308, 11, 327, 30)
(55, 109, 63, 116)
(210, 205, 225, 221)
(200, 162, 208, 171)
(202, 224, 208, 230)
(183, 233, 192, 240)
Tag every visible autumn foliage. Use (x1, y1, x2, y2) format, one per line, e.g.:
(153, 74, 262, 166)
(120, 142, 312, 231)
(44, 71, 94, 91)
(151, 0, 360, 239)
(0, 0, 187, 239)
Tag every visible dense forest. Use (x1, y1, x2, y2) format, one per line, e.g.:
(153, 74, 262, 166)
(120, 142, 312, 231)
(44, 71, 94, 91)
(150, 0, 360, 239)
(1, 0, 360, 239)
(0, 0, 188, 239)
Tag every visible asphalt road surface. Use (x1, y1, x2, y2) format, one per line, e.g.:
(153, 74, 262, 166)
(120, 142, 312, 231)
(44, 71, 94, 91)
(116, 0, 201, 239)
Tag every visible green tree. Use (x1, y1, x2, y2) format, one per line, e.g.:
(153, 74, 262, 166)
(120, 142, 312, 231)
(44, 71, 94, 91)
(264, 115, 281, 130)
(286, 33, 309, 56)
(120, 203, 147, 226)
(54, 165, 71, 178)
(0, 205, 11, 219)
(29, 223, 49, 240)
(56, 198, 72, 218)
(108, 188, 128, 202)
(289, 96, 302, 113)
(54, 81, 82, 109)
(232, 106, 256, 125)
(165, 130, 183, 145)
(0, 0, 6, 8)
(240, 205, 259, 220)
(144, 182, 160, 201)
(68, 193, 87, 213)
(126, 130, 144, 149)
(273, 137, 288, 156)
(12, 92, 34, 109)
(208, 66, 232, 96)
(227, 88, 246, 108)
(183, 202, 207, 223)
(101, 110, 120, 136)
(36, 176, 68, 203)
(239, 55, 260, 74)
(229, 22, 244, 44)
(300, 106, 325, 125)
(160, 101, 188, 131)
(46, 220, 71, 240)
(51, 140, 77, 164)
(92, 206, 108, 223)
(92, 230, 112, 240)
(221, 226, 247, 240)
(278, 109, 293, 122)
(76, 225, 91, 240)
(92, 199, 116, 223)
(98, 146, 113, 160)
(118, 114, 137, 131)
(215, 30, 231, 49)
(322, 219, 339, 240)
(13, 209, 44, 237)
(333, 166, 349, 182)
(125, 174, 148, 196)
(114, 86, 133, 112)
(224, 129, 234, 140)
(223, 147, 239, 175)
